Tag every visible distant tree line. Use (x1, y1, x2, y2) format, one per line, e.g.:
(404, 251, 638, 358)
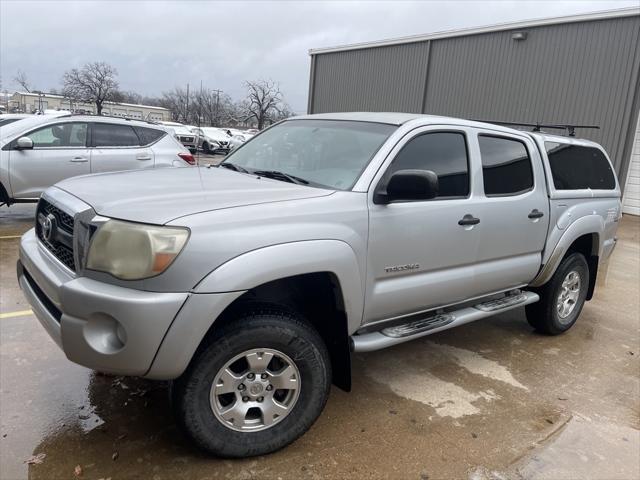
(13, 62, 293, 129)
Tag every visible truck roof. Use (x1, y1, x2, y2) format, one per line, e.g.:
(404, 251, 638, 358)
(291, 112, 601, 145)
(292, 112, 527, 135)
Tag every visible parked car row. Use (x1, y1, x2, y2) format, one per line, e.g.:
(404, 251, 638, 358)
(157, 120, 257, 155)
(0, 114, 194, 205)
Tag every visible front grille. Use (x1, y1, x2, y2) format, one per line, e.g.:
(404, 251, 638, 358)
(36, 199, 76, 271)
(179, 136, 195, 143)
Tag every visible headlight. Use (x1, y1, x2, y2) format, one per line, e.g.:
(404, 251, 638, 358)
(86, 220, 189, 280)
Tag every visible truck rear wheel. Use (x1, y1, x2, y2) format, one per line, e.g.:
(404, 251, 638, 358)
(526, 252, 589, 335)
(171, 305, 331, 457)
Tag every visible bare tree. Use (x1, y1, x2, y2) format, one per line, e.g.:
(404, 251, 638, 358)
(242, 79, 286, 130)
(14, 70, 31, 92)
(112, 89, 143, 105)
(161, 87, 190, 123)
(62, 62, 119, 115)
(193, 89, 235, 126)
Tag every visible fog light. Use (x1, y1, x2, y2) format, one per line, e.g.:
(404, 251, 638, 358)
(83, 314, 126, 354)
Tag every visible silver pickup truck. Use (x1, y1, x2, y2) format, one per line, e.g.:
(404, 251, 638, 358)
(17, 112, 621, 457)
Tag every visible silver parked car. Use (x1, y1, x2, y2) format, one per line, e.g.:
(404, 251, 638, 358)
(1, 115, 194, 205)
(158, 121, 198, 154)
(18, 113, 621, 457)
(192, 127, 232, 154)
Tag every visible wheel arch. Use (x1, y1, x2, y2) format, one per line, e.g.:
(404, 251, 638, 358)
(210, 272, 352, 390)
(531, 216, 602, 299)
(147, 240, 363, 390)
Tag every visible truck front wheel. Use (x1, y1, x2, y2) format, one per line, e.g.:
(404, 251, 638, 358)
(526, 252, 589, 335)
(171, 305, 331, 457)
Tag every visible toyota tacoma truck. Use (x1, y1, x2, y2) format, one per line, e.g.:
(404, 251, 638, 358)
(17, 113, 621, 457)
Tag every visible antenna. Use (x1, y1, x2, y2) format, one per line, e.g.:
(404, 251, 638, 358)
(472, 120, 599, 137)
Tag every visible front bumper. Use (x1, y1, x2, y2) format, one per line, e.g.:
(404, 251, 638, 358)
(18, 228, 189, 376)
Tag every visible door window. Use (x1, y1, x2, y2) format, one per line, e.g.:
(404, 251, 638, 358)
(544, 142, 615, 190)
(28, 123, 88, 148)
(382, 131, 470, 199)
(134, 126, 166, 146)
(92, 123, 140, 147)
(479, 135, 533, 196)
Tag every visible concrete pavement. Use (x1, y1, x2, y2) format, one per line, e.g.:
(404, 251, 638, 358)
(1, 205, 638, 479)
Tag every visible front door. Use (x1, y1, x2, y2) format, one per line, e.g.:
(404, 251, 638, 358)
(8, 121, 90, 199)
(365, 127, 482, 324)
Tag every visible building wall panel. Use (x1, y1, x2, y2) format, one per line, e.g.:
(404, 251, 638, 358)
(311, 42, 430, 114)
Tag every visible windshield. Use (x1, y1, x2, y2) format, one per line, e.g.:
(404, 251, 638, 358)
(222, 119, 396, 190)
(0, 116, 54, 141)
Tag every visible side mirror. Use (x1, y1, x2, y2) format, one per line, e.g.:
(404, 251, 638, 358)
(376, 169, 439, 204)
(16, 137, 34, 150)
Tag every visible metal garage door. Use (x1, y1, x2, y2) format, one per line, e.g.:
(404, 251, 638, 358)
(622, 117, 640, 216)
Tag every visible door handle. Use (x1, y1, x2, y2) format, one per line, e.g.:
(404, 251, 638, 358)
(528, 209, 544, 219)
(458, 214, 480, 226)
(136, 154, 152, 161)
(70, 156, 88, 163)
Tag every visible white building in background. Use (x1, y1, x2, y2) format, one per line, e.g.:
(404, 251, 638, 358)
(8, 91, 170, 121)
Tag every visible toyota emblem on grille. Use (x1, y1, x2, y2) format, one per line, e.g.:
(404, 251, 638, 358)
(40, 213, 56, 242)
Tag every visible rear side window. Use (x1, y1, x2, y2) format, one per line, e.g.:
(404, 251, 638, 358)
(385, 131, 470, 199)
(92, 123, 140, 147)
(545, 142, 616, 190)
(479, 135, 533, 196)
(134, 126, 166, 146)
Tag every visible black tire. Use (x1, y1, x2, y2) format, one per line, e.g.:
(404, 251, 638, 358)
(202, 142, 211, 154)
(171, 305, 331, 457)
(0, 182, 11, 206)
(526, 252, 589, 335)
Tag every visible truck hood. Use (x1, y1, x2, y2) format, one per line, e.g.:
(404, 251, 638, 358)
(55, 166, 334, 224)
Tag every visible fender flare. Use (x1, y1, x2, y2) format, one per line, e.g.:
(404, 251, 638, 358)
(146, 240, 364, 380)
(531, 215, 602, 287)
(194, 239, 364, 333)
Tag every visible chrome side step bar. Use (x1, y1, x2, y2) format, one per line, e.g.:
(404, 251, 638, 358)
(352, 290, 539, 352)
(381, 313, 455, 338)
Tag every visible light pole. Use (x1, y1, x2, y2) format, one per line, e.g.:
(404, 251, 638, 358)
(32, 90, 44, 113)
(211, 89, 222, 126)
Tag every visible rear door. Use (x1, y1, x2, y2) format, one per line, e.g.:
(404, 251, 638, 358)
(472, 131, 549, 292)
(89, 122, 154, 173)
(8, 121, 90, 199)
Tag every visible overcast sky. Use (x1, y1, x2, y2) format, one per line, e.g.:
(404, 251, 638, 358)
(0, 0, 637, 113)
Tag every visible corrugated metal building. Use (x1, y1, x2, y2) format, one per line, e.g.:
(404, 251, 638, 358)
(307, 8, 640, 215)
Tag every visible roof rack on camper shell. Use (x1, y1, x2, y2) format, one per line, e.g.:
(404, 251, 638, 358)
(473, 120, 600, 137)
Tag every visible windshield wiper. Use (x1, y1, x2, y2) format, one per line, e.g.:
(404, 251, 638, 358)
(251, 170, 310, 185)
(218, 162, 249, 173)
